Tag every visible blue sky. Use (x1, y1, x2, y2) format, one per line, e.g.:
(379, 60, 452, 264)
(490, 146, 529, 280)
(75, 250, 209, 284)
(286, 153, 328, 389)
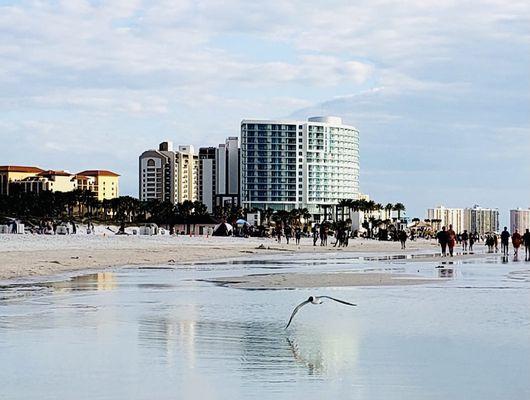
(0, 0, 529, 222)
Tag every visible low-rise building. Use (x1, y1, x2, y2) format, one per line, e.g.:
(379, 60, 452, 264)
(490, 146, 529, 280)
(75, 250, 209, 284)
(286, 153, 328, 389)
(76, 170, 120, 200)
(16, 170, 77, 193)
(0, 165, 44, 195)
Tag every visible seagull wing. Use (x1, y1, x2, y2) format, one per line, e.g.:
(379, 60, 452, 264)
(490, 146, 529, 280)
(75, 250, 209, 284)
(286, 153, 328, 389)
(320, 296, 357, 306)
(285, 299, 311, 329)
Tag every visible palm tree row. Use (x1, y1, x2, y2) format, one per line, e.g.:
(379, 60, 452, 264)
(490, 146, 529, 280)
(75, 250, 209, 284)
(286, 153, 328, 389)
(0, 189, 210, 226)
(334, 199, 406, 222)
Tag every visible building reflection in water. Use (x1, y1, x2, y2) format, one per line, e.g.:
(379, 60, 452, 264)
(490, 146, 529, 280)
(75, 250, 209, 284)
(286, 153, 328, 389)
(138, 311, 360, 381)
(48, 272, 117, 292)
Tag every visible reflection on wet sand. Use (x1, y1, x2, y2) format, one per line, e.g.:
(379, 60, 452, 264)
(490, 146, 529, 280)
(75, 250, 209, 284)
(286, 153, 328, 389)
(48, 272, 117, 292)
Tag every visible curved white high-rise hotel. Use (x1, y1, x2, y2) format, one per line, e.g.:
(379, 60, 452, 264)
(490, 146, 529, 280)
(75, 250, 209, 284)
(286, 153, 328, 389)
(241, 116, 359, 214)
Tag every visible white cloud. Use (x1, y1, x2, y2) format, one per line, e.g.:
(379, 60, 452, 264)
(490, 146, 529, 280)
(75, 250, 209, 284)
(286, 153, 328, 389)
(0, 0, 528, 215)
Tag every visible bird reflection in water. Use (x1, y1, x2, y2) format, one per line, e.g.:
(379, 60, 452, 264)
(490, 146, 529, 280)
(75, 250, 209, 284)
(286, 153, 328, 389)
(286, 337, 324, 375)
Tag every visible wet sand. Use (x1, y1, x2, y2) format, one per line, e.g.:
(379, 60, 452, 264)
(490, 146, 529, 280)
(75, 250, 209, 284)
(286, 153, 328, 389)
(0, 233, 491, 281)
(205, 271, 442, 289)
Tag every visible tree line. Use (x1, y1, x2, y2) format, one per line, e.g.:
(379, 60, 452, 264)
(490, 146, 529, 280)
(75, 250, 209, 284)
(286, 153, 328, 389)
(0, 187, 406, 229)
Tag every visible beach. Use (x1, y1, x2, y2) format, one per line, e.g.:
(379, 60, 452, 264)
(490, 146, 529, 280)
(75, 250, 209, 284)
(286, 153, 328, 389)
(0, 228, 490, 282)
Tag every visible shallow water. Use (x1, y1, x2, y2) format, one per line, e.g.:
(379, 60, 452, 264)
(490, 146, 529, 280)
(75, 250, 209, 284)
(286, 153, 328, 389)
(1, 254, 529, 400)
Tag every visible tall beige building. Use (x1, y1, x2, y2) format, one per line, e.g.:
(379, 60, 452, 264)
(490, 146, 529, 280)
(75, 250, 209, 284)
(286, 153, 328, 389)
(175, 145, 199, 202)
(464, 205, 499, 235)
(510, 208, 530, 232)
(139, 142, 199, 204)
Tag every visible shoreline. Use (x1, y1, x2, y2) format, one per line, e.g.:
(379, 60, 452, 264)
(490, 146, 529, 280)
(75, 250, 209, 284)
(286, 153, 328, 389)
(0, 234, 494, 283)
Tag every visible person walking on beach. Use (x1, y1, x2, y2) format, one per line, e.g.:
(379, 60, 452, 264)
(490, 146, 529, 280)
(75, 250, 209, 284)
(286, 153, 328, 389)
(319, 224, 327, 246)
(398, 230, 407, 249)
(295, 227, 302, 245)
(500, 227, 510, 256)
(512, 229, 522, 259)
(523, 229, 530, 261)
(437, 226, 449, 256)
(275, 224, 283, 244)
(284, 225, 292, 245)
(469, 232, 475, 251)
(461, 230, 469, 252)
(312, 224, 319, 246)
(447, 224, 457, 257)
(493, 233, 499, 253)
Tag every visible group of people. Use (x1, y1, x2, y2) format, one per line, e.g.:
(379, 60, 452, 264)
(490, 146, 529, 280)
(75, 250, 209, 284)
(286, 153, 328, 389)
(275, 224, 303, 245)
(311, 224, 329, 247)
(500, 227, 530, 260)
(436, 225, 530, 260)
(436, 225, 459, 256)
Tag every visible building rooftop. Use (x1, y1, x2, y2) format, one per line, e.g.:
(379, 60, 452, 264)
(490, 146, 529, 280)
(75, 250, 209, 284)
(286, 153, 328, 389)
(77, 170, 120, 177)
(0, 165, 44, 173)
(38, 170, 72, 177)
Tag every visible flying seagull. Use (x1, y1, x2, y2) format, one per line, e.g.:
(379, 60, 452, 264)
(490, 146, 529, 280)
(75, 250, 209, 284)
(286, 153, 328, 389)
(285, 296, 357, 329)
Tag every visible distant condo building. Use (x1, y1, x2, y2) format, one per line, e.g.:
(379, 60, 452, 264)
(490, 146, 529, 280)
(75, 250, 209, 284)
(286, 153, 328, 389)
(427, 206, 464, 233)
(510, 208, 530, 232)
(240, 116, 359, 215)
(0, 165, 119, 199)
(199, 137, 240, 211)
(464, 205, 499, 235)
(139, 142, 199, 204)
(427, 205, 499, 234)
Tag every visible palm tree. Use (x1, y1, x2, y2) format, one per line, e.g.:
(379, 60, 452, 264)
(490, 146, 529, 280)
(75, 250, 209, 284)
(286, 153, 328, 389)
(263, 208, 274, 226)
(393, 203, 406, 221)
(192, 201, 208, 216)
(385, 203, 393, 221)
(337, 199, 350, 222)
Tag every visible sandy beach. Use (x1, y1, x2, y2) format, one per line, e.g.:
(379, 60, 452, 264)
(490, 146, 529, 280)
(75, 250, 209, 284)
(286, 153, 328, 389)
(205, 271, 442, 289)
(0, 227, 491, 283)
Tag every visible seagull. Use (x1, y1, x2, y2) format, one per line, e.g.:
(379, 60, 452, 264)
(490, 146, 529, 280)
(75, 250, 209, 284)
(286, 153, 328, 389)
(285, 295, 357, 329)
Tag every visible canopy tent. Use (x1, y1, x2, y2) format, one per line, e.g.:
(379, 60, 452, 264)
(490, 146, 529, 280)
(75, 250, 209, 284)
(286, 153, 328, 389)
(212, 222, 233, 236)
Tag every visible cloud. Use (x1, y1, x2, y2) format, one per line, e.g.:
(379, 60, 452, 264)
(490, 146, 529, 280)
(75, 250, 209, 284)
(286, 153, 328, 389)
(0, 0, 528, 219)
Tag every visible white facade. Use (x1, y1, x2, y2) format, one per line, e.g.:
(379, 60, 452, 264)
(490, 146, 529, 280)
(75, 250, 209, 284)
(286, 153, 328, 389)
(241, 116, 359, 214)
(510, 208, 530, 232)
(427, 206, 464, 233)
(199, 137, 240, 212)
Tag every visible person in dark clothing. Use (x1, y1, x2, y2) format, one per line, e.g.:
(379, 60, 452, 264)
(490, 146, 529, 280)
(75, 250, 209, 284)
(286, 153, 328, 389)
(447, 224, 457, 257)
(398, 230, 407, 249)
(11, 220, 17, 234)
(523, 229, 530, 261)
(512, 229, 522, 259)
(312, 225, 319, 246)
(295, 227, 302, 245)
(469, 232, 475, 251)
(461, 230, 469, 252)
(436, 226, 449, 256)
(284, 225, 292, 244)
(500, 227, 510, 256)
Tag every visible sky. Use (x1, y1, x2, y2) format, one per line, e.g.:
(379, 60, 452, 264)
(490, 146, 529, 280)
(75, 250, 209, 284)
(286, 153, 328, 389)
(0, 0, 529, 222)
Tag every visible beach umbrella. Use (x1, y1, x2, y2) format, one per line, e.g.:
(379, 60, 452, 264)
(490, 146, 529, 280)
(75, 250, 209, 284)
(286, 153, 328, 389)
(236, 219, 249, 225)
